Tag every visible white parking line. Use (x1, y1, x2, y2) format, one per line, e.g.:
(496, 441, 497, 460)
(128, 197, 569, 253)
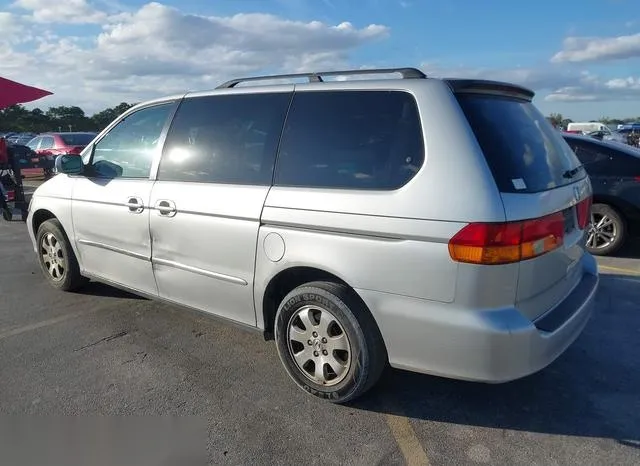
(598, 265, 640, 276)
(0, 310, 90, 341)
(385, 413, 430, 466)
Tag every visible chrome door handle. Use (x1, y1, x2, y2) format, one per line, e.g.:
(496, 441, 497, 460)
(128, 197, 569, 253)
(125, 196, 144, 213)
(155, 199, 177, 217)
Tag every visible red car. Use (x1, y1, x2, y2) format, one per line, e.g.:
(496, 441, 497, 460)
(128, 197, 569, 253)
(25, 132, 96, 177)
(26, 132, 96, 157)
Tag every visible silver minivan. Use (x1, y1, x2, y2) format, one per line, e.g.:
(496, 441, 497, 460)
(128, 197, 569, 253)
(27, 68, 599, 403)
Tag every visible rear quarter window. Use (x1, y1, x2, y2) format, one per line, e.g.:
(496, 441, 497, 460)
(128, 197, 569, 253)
(457, 94, 584, 193)
(274, 90, 424, 190)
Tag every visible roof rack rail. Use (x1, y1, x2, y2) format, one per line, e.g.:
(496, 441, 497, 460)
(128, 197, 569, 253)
(216, 67, 427, 89)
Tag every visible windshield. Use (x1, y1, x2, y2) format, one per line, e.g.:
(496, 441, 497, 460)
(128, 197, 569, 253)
(456, 94, 585, 193)
(60, 133, 96, 146)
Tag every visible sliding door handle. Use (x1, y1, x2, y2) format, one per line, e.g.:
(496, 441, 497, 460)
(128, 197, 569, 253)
(155, 199, 177, 217)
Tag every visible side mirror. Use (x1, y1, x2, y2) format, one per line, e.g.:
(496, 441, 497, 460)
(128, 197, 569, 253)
(55, 154, 84, 175)
(93, 159, 123, 178)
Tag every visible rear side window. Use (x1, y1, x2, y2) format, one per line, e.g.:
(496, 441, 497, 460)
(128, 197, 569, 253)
(159, 93, 292, 185)
(457, 95, 583, 193)
(40, 136, 54, 149)
(274, 91, 424, 190)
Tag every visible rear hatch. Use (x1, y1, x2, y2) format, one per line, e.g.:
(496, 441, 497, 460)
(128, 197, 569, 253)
(451, 80, 592, 321)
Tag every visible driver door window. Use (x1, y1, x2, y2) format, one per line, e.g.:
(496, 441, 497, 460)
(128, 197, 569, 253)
(91, 103, 174, 178)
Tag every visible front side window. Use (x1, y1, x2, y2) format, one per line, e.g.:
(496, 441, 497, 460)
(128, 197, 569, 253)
(158, 93, 292, 185)
(91, 103, 174, 179)
(274, 91, 424, 190)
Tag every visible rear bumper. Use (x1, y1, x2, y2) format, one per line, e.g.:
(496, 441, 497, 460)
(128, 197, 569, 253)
(357, 254, 599, 383)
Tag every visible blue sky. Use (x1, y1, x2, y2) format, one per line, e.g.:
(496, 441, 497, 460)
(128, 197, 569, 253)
(1, 0, 639, 119)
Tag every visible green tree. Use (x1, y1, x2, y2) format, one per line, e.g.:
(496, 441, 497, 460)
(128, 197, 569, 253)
(46, 106, 92, 132)
(91, 102, 135, 131)
(0, 105, 32, 132)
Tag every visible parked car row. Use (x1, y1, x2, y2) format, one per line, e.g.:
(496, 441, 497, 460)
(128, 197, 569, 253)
(0, 132, 38, 146)
(561, 122, 640, 148)
(0, 131, 97, 174)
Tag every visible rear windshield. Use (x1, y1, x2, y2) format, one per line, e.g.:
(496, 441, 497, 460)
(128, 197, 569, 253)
(456, 94, 584, 193)
(60, 133, 96, 146)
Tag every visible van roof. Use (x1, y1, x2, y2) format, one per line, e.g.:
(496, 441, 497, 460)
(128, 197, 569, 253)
(131, 67, 536, 111)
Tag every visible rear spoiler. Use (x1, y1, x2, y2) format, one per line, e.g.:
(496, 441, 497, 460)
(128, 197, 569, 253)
(444, 79, 535, 101)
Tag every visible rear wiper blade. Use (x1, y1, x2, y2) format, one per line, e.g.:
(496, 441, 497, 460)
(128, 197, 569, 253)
(563, 165, 584, 179)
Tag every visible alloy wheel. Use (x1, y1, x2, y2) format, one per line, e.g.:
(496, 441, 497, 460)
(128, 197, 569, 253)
(287, 305, 351, 386)
(586, 212, 617, 250)
(40, 232, 65, 281)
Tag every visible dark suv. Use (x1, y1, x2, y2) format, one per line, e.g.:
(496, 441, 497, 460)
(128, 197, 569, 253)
(563, 133, 640, 255)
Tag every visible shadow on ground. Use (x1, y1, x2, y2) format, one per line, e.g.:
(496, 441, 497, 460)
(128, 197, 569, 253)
(611, 237, 640, 259)
(353, 274, 640, 445)
(75, 281, 146, 300)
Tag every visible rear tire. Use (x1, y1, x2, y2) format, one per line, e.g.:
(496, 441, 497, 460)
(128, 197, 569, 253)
(36, 218, 87, 291)
(274, 281, 387, 403)
(586, 203, 626, 256)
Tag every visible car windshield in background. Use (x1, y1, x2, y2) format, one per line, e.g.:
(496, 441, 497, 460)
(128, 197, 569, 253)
(60, 133, 96, 146)
(456, 94, 584, 193)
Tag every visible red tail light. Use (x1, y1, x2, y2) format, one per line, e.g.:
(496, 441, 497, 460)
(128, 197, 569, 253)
(449, 212, 565, 265)
(576, 196, 592, 230)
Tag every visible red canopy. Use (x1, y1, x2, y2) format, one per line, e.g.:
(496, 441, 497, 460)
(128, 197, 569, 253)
(0, 76, 53, 110)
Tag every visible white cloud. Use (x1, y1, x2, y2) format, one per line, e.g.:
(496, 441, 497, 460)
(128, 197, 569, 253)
(544, 73, 640, 102)
(0, 2, 389, 112)
(606, 77, 640, 90)
(0, 12, 20, 36)
(86, 4, 387, 79)
(551, 33, 640, 63)
(419, 61, 640, 104)
(3, 0, 640, 115)
(12, 0, 107, 23)
(419, 62, 580, 94)
(545, 88, 599, 102)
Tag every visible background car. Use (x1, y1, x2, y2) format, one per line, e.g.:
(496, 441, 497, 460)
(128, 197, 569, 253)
(585, 130, 604, 140)
(26, 132, 97, 177)
(7, 133, 38, 146)
(604, 127, 640, 146)
(563, 133, 640, 255)
(26, 132, 97, 157)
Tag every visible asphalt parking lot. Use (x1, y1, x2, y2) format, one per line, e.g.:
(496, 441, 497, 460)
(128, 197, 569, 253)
(1, 206, 640, 465)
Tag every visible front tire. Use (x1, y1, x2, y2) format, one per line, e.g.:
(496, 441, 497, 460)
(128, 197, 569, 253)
(36, 218, 87, 291)
(586, 203, 626, 256)
(274, 281, 387, 403)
